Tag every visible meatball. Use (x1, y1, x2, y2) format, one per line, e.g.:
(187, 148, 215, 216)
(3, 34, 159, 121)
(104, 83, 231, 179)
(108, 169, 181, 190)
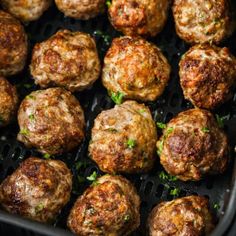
(55, 0, 105, 20)
(17, 88, 85, 155)
(157, 108, 229, 181)
(30, 30, 101, 92)
(0, 77, 18, 127)
(89, 100, 157, 174)
(180, 44, 236, 110)
(173, 0, 234, 44)
(0, 10, 28, 77)
(1, 0, 52, 22)
(0, 157, 72, 223)
(108, 0, 170, 37)
(67, 175, 140, 236)
(102, 36, 171, 102)
(148, 195, 214, 235)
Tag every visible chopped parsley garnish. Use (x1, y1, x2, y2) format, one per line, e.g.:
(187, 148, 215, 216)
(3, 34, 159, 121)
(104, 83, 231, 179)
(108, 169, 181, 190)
(106, 0, 112, 7)
(43, 153, 51, 159)
(111, 91, 124, 105)
(86, 171, 98, 183)
(157, 127, 174, 156)
(35, 203, 44, 213)
(20, 128, 29, 135)
(105, 128, 118, 133)
(139, 109, 145, 114)
(75, 161, 87, 171)
(159, 171, 177, 182)
(29, 114, 35, 122)
(213, 203, 220, 210)
(216, 114, 229, 128)
(170, 188, 181, 197)
(94, 30, 111, 46)
(124, 214, 130, 222)
(26, 94, 36, 100)
(157, 122, 167, 129)
(126, 139, 136, 149)
(202, 127, 210, 133)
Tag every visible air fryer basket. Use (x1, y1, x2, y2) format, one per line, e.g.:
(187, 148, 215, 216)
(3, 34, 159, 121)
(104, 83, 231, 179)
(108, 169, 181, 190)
(0, 3, 236, 236)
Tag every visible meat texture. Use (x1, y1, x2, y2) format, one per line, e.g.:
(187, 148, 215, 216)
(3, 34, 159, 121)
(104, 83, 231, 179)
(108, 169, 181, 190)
(30, 30, 101, 92)
(148, 195, 215, 236)
(17, 88, 85, 155)
(157, 108, 229, 181)
(0, 10, 28, 76)
(179, 44, 236, 110)
(109, 0, 170, 37)
(67, 175, 140, 236)
(89, 100, 157, 174)
(0, 77, 19, 127)
(0, 157, 72, 223)
(1, 0, 52, 22)
(173, 0, 235, 44)
(55, 0, 105, 20)
(102, 36, 171, 102)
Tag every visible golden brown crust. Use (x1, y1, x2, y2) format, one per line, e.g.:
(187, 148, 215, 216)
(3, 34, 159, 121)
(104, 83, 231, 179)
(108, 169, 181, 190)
(109, 0, 170, 37)
(89, 100, 157, 174)
(179, 44, 236, 110)
(67, 175, 140, 236)
(1, 0, 52, 22)
(102, 36, 171, 102)
(0, 10, 28, 76)
(173, 0, 234, 44)
(148, 196, 215, 236)
(157, 108, 230, 181)
(0, 157, 72, 223)
(55, 0, 105, 20)
(0, 77, 19, 127)
(30, 30, 101, 92)
(17, 87, 85, 155)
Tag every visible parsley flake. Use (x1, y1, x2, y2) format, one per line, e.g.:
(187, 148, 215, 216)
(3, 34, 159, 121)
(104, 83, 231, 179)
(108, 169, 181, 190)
(126, 139, 136, 149)
(111, 91, 124, 105)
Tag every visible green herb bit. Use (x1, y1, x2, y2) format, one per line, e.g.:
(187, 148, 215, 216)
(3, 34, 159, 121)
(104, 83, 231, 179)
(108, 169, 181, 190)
(202, 127, 210, 133)
(157, 139, 164, 156)
(170, 188, 181, 197)
(29, 114, 35, 122)
(20, 128, 29, 135)
(213, 203, 220, 210)
(157, 122, 167, 129)
(106, 128, 118, 133)
(43, 153, 51, 159)
(26, 94, 36, 100)
(124, 214, 130, 222)
(138, 109, 145, 114)
(87, 171, 98, 182)
(106, 0, 111, 7)
(159, 171, 169, 180)
(35, 203, 44, 213)
(166, 127, 174, 135)
(126, 139, 136, 149)
(111, 91, 124, 105)
(216, 114, 229, 128)
(75, 161, 87, 171)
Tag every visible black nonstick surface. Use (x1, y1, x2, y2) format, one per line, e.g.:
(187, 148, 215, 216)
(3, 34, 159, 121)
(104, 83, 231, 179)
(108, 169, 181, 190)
(1, 3, 236, 236)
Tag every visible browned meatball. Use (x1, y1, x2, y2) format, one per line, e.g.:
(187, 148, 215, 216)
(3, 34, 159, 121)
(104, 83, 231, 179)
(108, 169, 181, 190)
(30, 30, 101, 92)
(102, 36, 171, 102)
(67, 175, 140, 236)
(0, 10, 28, 76)
(173, 0, 235, 44)
(1, 0, 52, 22)
(180, 44, 236, 110)
(55, 0, 105, 20)
(0, 77, 18, 127)
(17, 88, 85, 155)
(0, 157, 72, 223)
(148, 195, 214, 236)
(157, 108, 229, 181)
(89, 101, 157, 174)
(109, 0, 170, 37)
